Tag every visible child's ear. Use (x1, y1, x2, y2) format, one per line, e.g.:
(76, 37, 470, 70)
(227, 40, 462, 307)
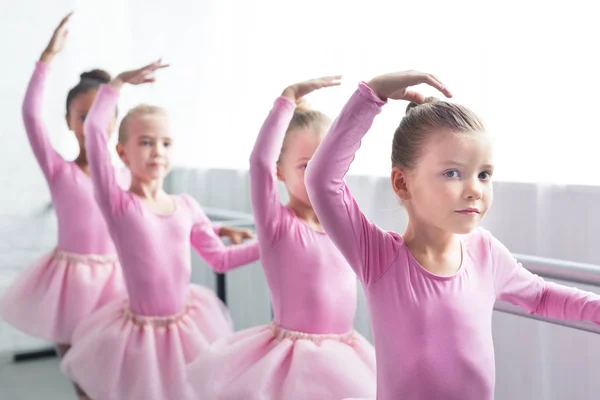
(116, 143, 128, 165)
(391, 167, 411, 201)
(65, 114, 73, 131)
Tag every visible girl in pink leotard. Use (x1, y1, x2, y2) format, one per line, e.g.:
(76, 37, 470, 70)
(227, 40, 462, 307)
(306, 70, 600, 400)
(0, 14, 127, 399)
(60, 60, 260, 400)
(187, 76, 377, 400)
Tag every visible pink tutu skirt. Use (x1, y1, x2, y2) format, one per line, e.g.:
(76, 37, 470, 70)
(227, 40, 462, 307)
(61, 284, 233, 400)
(0, 249, 125, 344)
(187, 322, 377, 400)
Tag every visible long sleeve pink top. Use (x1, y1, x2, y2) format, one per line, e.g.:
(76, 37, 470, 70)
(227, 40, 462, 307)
(249, 96, 358, 334)
(84, 84, 259, 316)
(23, 62, 130, 255)
(305, 82, 600, 400)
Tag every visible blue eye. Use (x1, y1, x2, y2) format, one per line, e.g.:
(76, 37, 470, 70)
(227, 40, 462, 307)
(479, 171, 492, 180)
(444, 169, 460, 178)
(141, 140, 152, 146)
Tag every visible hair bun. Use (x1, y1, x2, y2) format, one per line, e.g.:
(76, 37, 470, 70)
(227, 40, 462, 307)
(295, 98, 311, 112)
(80, 69, 111, 83)
(405, 96, 439, 113)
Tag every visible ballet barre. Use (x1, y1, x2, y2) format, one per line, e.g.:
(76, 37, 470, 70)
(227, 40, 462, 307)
(494, 302, 600, 335)
(204, 207, 255, 226)
(515, 254, 600, 287)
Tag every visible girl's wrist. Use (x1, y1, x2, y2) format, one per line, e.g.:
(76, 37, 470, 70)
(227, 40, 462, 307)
(39, 50, 55, 64)
(109, 77, 125, 90)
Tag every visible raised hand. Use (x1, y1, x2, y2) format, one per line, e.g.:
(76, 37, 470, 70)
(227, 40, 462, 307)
(281, 75, 342, 103)
(110, 59, 170, 89)
(367, 70, 453, 103)
(40, 12, 72, 63)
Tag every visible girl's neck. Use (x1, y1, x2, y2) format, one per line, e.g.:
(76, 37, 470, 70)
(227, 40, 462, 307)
(402, 220, 463, 277)
(129, 176, 175, 216)
(129, 177, 166, 200)
(74, 153, 89, 175)
(286, 196, 323, 231)
(402, 221, 460, 256)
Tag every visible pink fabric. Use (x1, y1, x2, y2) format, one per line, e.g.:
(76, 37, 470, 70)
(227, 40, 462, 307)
(305, 82, 600, 400)
(189, 324, 376, 400)
(0, 62, 128, 343)
(62, 284, 230, 400)
(61, 84, 259, 400)
(0, 251, 125, 344)
(187, 96, 376, 399)
(22, 61, 130, 254)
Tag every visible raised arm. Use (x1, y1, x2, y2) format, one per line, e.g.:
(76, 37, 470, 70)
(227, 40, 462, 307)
(83, 84, 123, 213)
(184, 195, 260, 273)
(250, 97, 296, 241)
(305, 71, 452, 285)
(305, 83, 395, 284)
(249, 76, 341, 242)
(86, 59, 169, 214)
(22, 14, 72, 181)
(248, 96, 295, 241)
(490, 231, 600, 323)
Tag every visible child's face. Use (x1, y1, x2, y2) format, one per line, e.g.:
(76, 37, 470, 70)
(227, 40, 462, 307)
(117, 114, 173, 182)
(402, 129, 494, 234)
(277, 127, 326, 208)
(66, 90, 116, 155)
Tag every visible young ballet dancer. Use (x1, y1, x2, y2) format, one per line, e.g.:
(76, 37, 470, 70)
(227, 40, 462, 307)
(59, 60, 260, 400)
(0, 13, 126, 399)
(187, 77, 377, 399)
(305, 70, 600, 400)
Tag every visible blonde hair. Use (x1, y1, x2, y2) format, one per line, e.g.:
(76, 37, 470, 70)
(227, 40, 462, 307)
(278, 98, 331, 163)
(392, 97, 485, 169)
(118, 104, 168, 144)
